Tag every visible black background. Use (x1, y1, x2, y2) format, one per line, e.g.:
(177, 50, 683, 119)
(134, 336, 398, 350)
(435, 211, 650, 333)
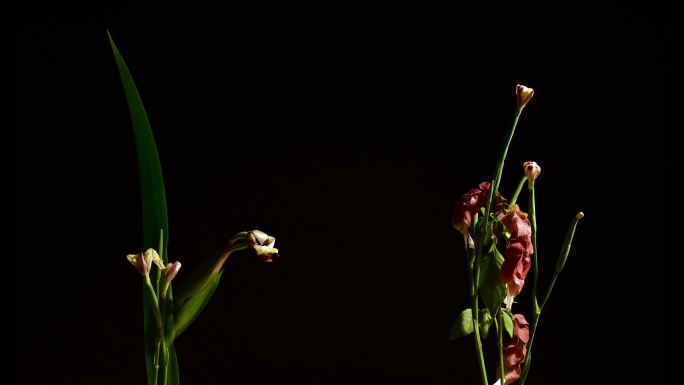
(14, 2, 670, 384)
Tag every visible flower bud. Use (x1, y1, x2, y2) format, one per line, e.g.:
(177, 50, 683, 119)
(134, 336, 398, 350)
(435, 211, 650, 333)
(523, 161, 541, 184)
(516, 84, 534, 111)
(164, 261, 182, 283)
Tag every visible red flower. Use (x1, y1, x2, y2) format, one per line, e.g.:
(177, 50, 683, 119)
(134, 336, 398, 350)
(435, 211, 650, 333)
(452, 182, 508, 249)
(497, 314, 530, 384)
(498, 206, 533, 307)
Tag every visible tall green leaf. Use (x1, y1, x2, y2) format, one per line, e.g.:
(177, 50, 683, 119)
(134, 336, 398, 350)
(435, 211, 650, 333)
(109, 31, 173, 385)
(108, 31, 169, 258)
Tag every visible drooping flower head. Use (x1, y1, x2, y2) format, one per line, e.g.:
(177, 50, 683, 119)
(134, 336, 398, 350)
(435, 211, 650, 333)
(498, 206, 533, 308)
(497, 314, 530, 384)
(516, 84, 534, 111)
(523, 161, 541, 184)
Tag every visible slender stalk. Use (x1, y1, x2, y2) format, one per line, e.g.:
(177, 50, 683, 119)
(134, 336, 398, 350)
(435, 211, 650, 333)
(538, 212, 584, 310)
(519, 212, 583, 384)
(497, 311, 506, 384)
(508, 176, 527, 207)
(152, 340, 160, 385)
(160, 292, 168, 385)
(485, 109, 522, 219)
(521, 183, 540, 384)
(144, 275, 163, 337)
(144, 275, 164, 385)
(481, 109, 522, 258)
(528, 183, 541, 333)
(529, 184, 540, 315)
(470, 107, 522, 385)
(467, 248, 489, 385)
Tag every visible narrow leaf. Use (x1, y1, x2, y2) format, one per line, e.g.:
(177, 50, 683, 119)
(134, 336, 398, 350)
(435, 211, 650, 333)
(449, 309, 474, 339)
(109, 32, 170, 385)
(174, 271, 224, 338)
(108, 31, 169, 257)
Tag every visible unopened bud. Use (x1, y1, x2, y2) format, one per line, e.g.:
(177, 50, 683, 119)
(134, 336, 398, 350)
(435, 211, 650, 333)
(516, 84, 534, 111)
(523, 161, 541, 184)
(164, 261, 182, 283)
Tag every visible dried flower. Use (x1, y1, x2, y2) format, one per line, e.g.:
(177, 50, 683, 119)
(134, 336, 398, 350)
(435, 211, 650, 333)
(515, 84, 534, 111)
(523, 161, 541, 184)
(452, 182, 507, 248)
(498, 206, 533, 309)
(497, 314, 530, 384)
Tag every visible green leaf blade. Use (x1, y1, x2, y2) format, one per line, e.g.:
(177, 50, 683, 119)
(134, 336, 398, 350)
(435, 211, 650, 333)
(449, 309, 474, 339)
(173, 271, 224, 338)
(108, 31, 169, 260)
(109, 32, 170, 385)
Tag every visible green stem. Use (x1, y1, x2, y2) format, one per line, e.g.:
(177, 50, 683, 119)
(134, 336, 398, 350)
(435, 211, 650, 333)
(529, 183, 540, 315)
(522, 183, 540, 384)
(467, 248, 489, 385)
(508, 176, 527, 207)
(520, 212, 583, 385)
(497, 311, 506, 384)
(145, 275, 165, 385)
(145, 275, 163, 333)
(153, 339, 160, 385)
(485, 108, 522, 219)
(159, 284, 172, 385)
(470, 106, 522, 385)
